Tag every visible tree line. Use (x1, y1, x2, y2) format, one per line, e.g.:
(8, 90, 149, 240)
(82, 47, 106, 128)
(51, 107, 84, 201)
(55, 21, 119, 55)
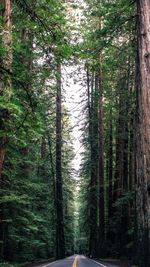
(0, 0, 75, 263)
(78, 1, 150, 267)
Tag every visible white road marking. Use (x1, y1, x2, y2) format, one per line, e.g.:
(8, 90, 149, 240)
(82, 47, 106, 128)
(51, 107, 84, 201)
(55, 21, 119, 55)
(41, 260, 58, 267)
(89, 259, 107, 267)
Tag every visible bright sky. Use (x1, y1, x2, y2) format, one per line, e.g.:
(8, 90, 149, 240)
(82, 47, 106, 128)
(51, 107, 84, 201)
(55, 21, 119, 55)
(62, 63, 86, 173)
(62, 0, 86, 174)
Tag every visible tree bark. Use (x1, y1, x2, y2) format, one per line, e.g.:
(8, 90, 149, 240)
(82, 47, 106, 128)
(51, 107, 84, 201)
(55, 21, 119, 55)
(136, 1, 150, 266)
(98, 64, 105, 256)
(0, 0, 12, 179)
(0, 0, 12, 259)
(108, 109, 113, 219)
(87, 67, 98, 258)
(55, 64, 65, 259)
(98, 100, 105, 255)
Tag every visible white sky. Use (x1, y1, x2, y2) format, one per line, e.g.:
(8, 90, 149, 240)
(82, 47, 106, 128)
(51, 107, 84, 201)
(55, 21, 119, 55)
(62, 0, 86, 174)
(62, 63, 86, 173)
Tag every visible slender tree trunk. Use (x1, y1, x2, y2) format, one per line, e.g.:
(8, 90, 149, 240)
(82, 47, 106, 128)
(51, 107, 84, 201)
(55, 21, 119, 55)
(0, 0, 12, 259)
(87, 67, 98, 258)
(47, 132, 55, 194)
(113, 75, 127, 204)
(0, 0, 12, 179)
(121, 95, 129, 256)
(98, 63, 105, 256)
(108, 109, 113, 219)
(136, 1, 150, 266)
(106, 108, 114, 252)
(112, 80, 126, 255)
(55, 64, 65, 259)
(113, 117, 124, 202)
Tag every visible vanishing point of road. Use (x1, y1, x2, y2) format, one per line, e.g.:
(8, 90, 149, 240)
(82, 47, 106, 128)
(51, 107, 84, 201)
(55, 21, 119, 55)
(36, 255, 121, 267)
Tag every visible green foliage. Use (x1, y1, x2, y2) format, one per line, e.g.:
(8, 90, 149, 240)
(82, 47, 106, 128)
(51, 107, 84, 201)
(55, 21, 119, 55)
(78, 0, 136, 260)
(0, 0, 75, 264)
(0, 0, 139, 264)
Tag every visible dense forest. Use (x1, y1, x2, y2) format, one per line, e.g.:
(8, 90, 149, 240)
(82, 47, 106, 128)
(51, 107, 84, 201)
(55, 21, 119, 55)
(0, 1, 150, 267)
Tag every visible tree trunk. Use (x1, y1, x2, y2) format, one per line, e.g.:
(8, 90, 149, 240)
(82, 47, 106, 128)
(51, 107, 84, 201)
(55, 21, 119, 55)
(47, 131, 55, 194)
(98, 64, 105, 256)
(87, 67, 98, 258)
(0, 0, 12, 179)
(136, 1, 150, 266)
(55, 64, 65, 259)
(0, 0, 12, 259)
(113, 110, 124, 203)
(108, 109, 113, 219)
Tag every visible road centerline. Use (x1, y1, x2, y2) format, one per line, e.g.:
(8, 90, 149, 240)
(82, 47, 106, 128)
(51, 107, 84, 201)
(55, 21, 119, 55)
(72, 255, 78, 267)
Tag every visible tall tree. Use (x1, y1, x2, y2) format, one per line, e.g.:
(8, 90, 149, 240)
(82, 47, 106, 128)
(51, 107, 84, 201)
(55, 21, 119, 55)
(88, 67, 98, 258)
(98, 58, 105, 257)
(0, 0, 12, 179)
(108, 109, 113, 220)
(0, 0, 12, 258)
(136, 1, 150, 266)
(55, 63, 65, 259)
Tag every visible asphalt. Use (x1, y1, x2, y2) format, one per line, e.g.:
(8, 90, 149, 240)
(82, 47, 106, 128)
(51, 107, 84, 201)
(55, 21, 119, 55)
(35, 255, 120, 267)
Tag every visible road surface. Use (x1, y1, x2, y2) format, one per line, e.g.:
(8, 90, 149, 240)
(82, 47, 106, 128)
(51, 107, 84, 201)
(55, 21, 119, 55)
(36, 255, 119, 267)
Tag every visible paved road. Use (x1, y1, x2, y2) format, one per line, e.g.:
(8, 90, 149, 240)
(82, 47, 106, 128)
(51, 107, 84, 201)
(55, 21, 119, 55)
(37, 255, 118, 267)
